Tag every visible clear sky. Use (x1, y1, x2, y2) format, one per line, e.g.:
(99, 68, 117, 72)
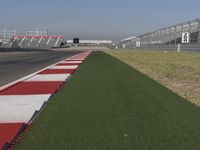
(1, 0, 200, 41)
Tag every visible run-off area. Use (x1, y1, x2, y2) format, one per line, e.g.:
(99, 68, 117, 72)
(13, 51, 200, 150)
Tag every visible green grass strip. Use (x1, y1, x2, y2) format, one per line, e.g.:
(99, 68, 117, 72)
(15, 51, 200, 150)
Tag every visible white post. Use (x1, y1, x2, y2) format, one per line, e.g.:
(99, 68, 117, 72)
(10, 36, 17, 47)
(37, 37, 43, 48)
(177, 44, 181, 52)
(14, 28, 16, 36)
(54, 37, 60, 47)
(47, 37, 51, 45)
(36, 28, 39, 36)
(19, 36, 26, 47)
(26, 28, 28, 36)
(3, 26, 5, 43)
(28, 36, 35, 47)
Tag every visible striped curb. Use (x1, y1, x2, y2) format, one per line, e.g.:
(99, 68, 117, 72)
(0, 51, 91, 150)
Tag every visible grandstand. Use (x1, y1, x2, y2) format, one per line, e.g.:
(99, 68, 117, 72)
(0, 28, 64, 49)
(118, 19, 200, 51)
(10, 35, 64, 49)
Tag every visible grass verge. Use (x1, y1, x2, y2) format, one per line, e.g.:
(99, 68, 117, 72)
(14, 51, 200, 150)
(106, 50, 200, 106)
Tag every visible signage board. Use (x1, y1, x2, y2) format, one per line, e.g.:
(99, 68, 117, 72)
(182, 32, 190, 44)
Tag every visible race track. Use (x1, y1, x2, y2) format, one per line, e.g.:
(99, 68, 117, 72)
(0, 50, 81, 86)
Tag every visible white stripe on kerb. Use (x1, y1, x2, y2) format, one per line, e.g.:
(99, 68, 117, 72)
(0, 95, 51, 123)
(67, 58, 85, 61)
(62, 61, 82, 63)
(25, 74, 70, 82)
(51, 65, 78, 69)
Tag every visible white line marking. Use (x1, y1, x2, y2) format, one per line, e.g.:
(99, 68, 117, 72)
(24, 74, 70, 82)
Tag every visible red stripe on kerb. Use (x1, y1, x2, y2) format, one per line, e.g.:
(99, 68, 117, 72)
(0, 123, 25, 149)
(66, 59, 85, 61)
(0, 82, 64, 95)
(39, 69, 76, 74)
(56, 63, 81, 66)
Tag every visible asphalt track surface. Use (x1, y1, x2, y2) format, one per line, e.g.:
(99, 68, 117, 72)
(0, 51, 82, 87)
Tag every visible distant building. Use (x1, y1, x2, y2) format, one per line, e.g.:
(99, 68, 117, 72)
(118, 36, 137, 49)
(66, 40, 113, 47)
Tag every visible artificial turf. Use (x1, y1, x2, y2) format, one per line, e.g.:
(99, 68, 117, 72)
(14, 51, 200, 150)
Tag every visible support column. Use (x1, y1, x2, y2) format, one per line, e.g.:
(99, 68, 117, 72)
(198, 21, 200, 44)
